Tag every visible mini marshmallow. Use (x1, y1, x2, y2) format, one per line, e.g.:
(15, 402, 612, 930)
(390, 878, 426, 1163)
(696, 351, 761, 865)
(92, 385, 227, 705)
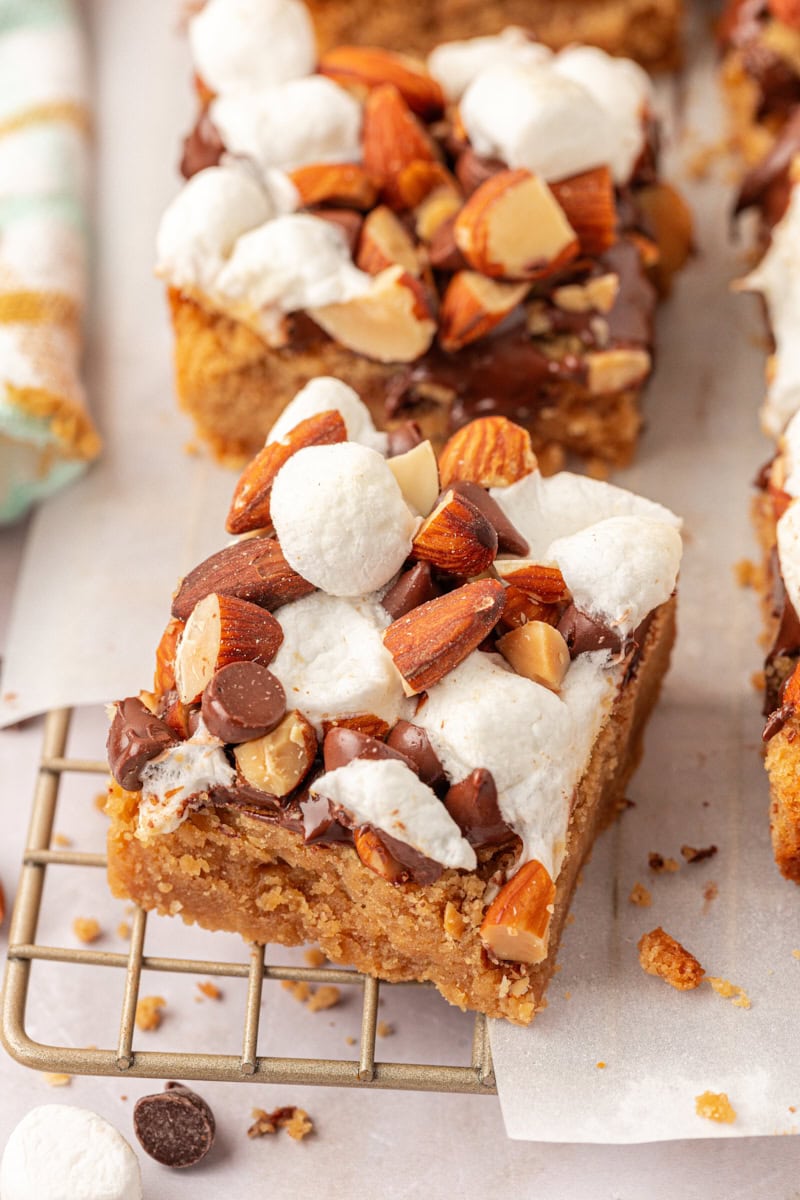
(267, 377, 388, 453)
(138, 727, 234, 839)
(427, 27, 552, 101)
(0, 1105, 142, 1200)
(189, 0, 315, 94)
(550, 515, 682, 635)
(270, 442, 418, 595)
(778, 500, 800, 618)
(311, 758, 476, 870)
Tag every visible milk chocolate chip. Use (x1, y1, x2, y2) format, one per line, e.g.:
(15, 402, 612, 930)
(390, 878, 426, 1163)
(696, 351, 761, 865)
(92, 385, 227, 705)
(133, 1081, 215, 1168)
(201, 661, 286, 743)
(386, 720, 445, 788)
(449, 481, 529, 556)
(557, 604, 624, 658)
(382, 562, 438, 620)
(387, 420, 424, 458)
(107, 697, 179, 792)
(323, 727, 417, 773)
(444, 768, 514, 848)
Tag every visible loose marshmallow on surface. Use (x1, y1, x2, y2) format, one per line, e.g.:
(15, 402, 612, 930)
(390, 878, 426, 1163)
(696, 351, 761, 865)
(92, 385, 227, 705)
(427, 27, 552, 101)
(311, 758, 476, 870)
(210, 76, 362, 174)
(267, 377, 389, 453)
(189, 0, 315, 94)
(137, 728, 235, 839)
(0, 1105, 142, 1200)
(777, 500, 800, 617)
(269, 593, 412, 735)
(550, 515, 682, 636)
(270, 443, 418, 595)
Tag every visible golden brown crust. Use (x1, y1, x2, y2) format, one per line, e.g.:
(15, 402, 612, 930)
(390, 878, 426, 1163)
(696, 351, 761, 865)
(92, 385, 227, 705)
(637, 925, 705, 990)
(106, 598, 676, 1024)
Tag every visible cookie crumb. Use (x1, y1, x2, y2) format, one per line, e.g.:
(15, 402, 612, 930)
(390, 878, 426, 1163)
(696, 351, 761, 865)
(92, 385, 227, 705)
(792, 949, 800, 960)
(628, 882, 652, 907)
(563, 991, 572, 1000)
(135, 995, 166, 1032)
(306, 985, 341, 1013)
(52, 833, 72, 847)
(196, 981, 222, 1002)
(281, 980, 312, 1004)
(377, 1021, 394, 1038)
(648, 853, 680, 874)
(345, 1036, 356, 1046)
(708, 977, 751, 1009)
(733, 557, 760, 588)
(681, 844, 718, 864)
(596, 1061, 607, 1069)
(94, 791, 107, 812)
(303, 948, 326, 968)
(43, 1072, 71, 1087)
(638, 927, 705, 990)
(695, 1091, 736, 1123)
(117, 921, 131, 940)
(72, 917, 101, 944)
(751, 670, 766, 692)
(703, 881, 719, 909)
(248, 1106, 313, 1141)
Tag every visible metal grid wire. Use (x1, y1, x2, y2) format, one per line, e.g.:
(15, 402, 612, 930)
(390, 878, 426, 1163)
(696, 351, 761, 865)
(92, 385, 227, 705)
(1, 707, 496, 1094)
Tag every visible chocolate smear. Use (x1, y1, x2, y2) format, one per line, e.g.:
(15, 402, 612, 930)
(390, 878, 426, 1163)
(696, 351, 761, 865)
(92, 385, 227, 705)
(107, 697, 179, 792)
(201, 661, 286, 743)
(134, 1082, 215, 1168)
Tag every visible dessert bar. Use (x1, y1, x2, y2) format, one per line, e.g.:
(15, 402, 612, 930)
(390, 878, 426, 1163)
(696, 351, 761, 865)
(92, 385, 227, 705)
(106, 384, 682, 1021)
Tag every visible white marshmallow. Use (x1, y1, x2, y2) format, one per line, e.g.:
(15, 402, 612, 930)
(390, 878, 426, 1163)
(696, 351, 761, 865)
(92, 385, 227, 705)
(267, 377, 389, 453)
(138, 725, 234, 839)
(550, 515, 682, 635)
(270, 443, 418, 595)
(189, 0, 316, 94)
(0, 1105, 142, 1200)
(778, 500, 800, 618)
(269, 593, 412, 735)
(210, 76, 362, 174)
(427, 28, 552, 102)
(311, 758, 476, 870)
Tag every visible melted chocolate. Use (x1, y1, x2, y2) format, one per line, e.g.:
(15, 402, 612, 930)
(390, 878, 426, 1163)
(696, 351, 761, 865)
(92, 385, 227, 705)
(443, 768, 515, 849)
(180, 110, 224, 179)
(382, 562, 439, 620)
(723, 0, 800, 119)
(107, 697, 179, 792)
(735, 107, 800, 220)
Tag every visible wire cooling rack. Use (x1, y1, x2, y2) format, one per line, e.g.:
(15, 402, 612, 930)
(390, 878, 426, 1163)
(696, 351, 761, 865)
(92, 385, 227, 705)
(1, 707, 496, 1094)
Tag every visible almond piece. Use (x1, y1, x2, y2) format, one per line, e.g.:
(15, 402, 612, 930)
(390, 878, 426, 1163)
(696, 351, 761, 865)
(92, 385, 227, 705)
(439, 416, 537, 489)
(362, 84, 438, 194)
(234, 710, 317, 797)
(493, 560, 570, 604)
(415, 184, 463, 242)
(356, 205, 421, 277)
(172, 538, 315, 621)
(498, 588, 561, 631)
(309, 264, 436, 363)
(227, 410, 347, 535)
(320, 714, 391, 741)
(480, 859, 556, 964)
(319, 46, 445, 119)
(439, 271, 528, 352)
(496, 621, 570, 693)
(383, 578, 505, 695)
(288, 162, 377, 210)
(635, 181, 693, 291)
(783, 661, 800, 708)
(394, 161, 459, 211)
(454, 169, 578, 281)
(586, 348, 652, 395)
(154, 617, 185, 696)
(175, 592, 283, 705)
(387, 439, 439, 516)
(412, 489, 497, 575)
(552, 273, 619, 316)
(353, 826, 406, 882)
(550, 166, 617, 257)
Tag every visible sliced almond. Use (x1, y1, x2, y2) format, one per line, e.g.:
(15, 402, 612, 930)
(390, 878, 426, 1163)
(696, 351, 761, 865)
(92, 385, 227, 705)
(415, 184, 463, 242)
(480, 859, 556, 964)
(586, 348, 652, 395)
(309, 264, 436, 364)
(234, 710, 317, 797)
(288, 162, 377, 210)
(353, 826, 406, 882)
(383, 578, 505, 696)
(439, 416, 537, 490)
(493, 560, 569, 604)
(439, 271, 528, 352)
(550, 166, 617, 257)
(412, 489, 497, 575)
(319, 46, 444, 119)
(362, 84, 437, 194)
(356, 206, 421, 277)
(154, 617, 185, 696)
(387, 439, 439, 516)
(175, 593, 283, 705)
(320, 713, 391, 741)
(496, 621, 570, 693)
(227, 410, 347, 535)
(172, 537, 315, 621)
(498, 587, 561, 632)
(454, 169, 578, 281)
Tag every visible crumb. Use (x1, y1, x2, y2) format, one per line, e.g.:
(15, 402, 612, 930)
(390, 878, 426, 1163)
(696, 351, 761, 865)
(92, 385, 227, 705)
(248, 1106, 313, 1141)
(72, 917, 101, 944)
(135, 996, 166, 1032)
(695, 1091, 736, 1123)
(708, 977, 752, 1009)
(42, 1073, 71, 1087)
(565, 913, 575, 926)
(681, 844, 718, 864)
(94, 791, 107, 812)
(282, 980, 313, 1004)
(703, 881, 719, 910)
(120, 1095, 127, 1102)
(345, 1036, 356, 1046)
(596, 1061, 607, 1069)
(196, 981, 222, 1001)
(637, 927, 705, 990)
(585, 457, 610, 481)
(628, 882, 652, 907)
(377, 1021, 394, 1038)
(790, 1106, 797, 1113)
(563, 991, 571, 1000)
(116, 921, 131, 940)
(648, 853, 680, 874)
(303, 948, 327, 968)
(733, 558, 760, 588)
(751, 670, 766, 692)
(52, 833, 72, 847)
(306, 985, 341, 1013)
(792, 949, 800, 960)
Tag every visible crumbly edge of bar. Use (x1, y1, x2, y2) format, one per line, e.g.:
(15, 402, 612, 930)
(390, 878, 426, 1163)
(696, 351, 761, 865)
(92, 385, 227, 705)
(719, 49, 788, 167)
(105, 598, 676, 1024)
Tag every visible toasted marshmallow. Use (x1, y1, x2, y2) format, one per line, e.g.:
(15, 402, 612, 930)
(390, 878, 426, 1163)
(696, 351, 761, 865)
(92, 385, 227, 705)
(0, 1105, 142, 1200)
(267, 378, 388, 453)
(189, 0, 316, 94)
(271, 443, 418, 595)
(137, 725, 234, 839)
(427, 27, 552, 102)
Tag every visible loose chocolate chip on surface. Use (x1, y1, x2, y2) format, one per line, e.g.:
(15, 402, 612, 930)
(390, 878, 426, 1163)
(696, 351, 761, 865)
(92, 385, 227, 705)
(381, 561, 438, 620)
(444, 768, 515, 848)
(133, 1082, 215, 1168)
(323, 727, 417, 773)
(449, 480, 529, 556)
(201, 661, 286, 743)
(107, 696, 179, 791)
(386, 720, 445, 788)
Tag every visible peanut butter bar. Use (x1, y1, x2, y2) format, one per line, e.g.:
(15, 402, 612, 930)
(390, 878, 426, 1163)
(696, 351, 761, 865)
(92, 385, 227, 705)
(106, 387, 682, 1022)
(159, 0, 691, 468)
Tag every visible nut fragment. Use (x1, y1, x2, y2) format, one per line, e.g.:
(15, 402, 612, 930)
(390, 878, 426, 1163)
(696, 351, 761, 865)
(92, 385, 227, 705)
(386, 439, 439, 516)
(172, 537, 315, 621)
(496, 621, 570, 692)
(174, 593, 283, 705)
(439, 271, 528, 352)
(234, 710, 317, 798)
(480, 859, 556, 964)
(493, 560, 570, 603)
(319, 45, 444, 119)
(635, 181, 693, 287)
(439, 416, 537, 489)
(586, 348, 652, 395)
(454, 169, 578, 281)
(154, 617, 185, 695)
(309, 264, 436, 363)
(550, 166, 617, 256)
(412, 489, 497, 575)
(498, 587, 560, 631)
(361, 84, 437, 195)
(288, 162, 377, 210)
(552, 273, 619, 315)
(415, 183, 462, 241)
(353, 826, 407, 882)
(357, 205, 421, 277)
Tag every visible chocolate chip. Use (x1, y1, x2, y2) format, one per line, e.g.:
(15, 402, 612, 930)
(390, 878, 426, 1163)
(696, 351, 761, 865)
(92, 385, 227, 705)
(382, 562, 439, 620)
(378, 829, 443, 884)
(387, 420, 424, 457)
(323, 727, 418, 774)
(201, 661, 286, 744)
(557, 604, 624, 658)
(443, 768, 515, 848)
(107, 697, 179, 792)
(313, 208, 363, 254)
(180, 110, 224, 179)
(133, 1082, 215, 1168)
(449, 481, 529, 556)
(386, 720, 445, 788)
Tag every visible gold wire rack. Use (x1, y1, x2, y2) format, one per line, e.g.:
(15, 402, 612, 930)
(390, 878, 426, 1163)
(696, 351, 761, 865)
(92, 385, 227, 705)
(1, 707, 496, 1095)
